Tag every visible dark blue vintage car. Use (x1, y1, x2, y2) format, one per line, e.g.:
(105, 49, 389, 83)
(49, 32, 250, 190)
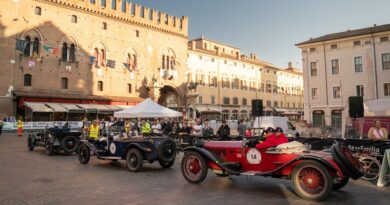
(77, 134, 177, 172)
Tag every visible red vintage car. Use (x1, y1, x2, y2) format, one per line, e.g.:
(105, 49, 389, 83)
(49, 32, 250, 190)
(180, 139, 364, 201)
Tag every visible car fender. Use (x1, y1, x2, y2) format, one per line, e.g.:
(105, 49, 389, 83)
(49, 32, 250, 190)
(284, 155, 342, 178)
(124, 143, 151, 156)
(182, 146, 241, 175)
(79, 140, 99, 155)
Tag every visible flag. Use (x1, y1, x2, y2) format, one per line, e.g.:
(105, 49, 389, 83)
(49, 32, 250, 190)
(15, 39, 28, 52)
(90, 56, 96, 65)
(106, 60, 116, 68)
(43, 45, 60, 55)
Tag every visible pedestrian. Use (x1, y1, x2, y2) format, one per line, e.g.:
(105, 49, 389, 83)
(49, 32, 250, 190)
(217, 120, 230, 140)
(151, 119, 162, 134)
(237, 119, 247, 137)
(172, 121, 181, 134)
(88, 120, 100, 141)
(141, 119, 151, 135)
(368, 120, 388, 141)
(100, 119, 106, 136)
(0, 115, 4, 136)
(245, 127, 252, 137)
(202, 119, 214, 138)
(163, 119, 173, 134)
(124, 120, 132, 136)
(192, 118, 203, 136)
(17, 116, 23, 137)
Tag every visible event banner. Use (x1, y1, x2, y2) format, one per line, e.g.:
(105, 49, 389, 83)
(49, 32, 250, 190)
(2, 121, 83, 131)
(297, 138, 390, 157)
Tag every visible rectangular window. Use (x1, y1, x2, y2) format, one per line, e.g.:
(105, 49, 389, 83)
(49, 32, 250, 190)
(312, 88, 318, 100)
(382, 53, 390, 70)
(356, 85, 364, 97)
(330, 44, 337, 49)
(309, 47, 316, 52)
(223, 97, 230, 105)
(274, 101, 278, 108)
(128, 84, 132, 93)
(266, 100, 271, 107)
(333, 87, 341, 99)
(310, 62, 317, 76)
(331, 59, 339, 75)
(98, 81, 103, 91)
(266, 84, 272, 93)
(353, 40, 361, 46)
(61, 78, 68, 89)
(384, 83, 390, 96)
(198, 96, 203, 104)
(211, 96, 215, 104)
(24, 74, 32, 87)
(71, 15, 77, 23)
(380, 36, 389, 42)
(135, 30, 139, 37)
(354, 56, 363, 72)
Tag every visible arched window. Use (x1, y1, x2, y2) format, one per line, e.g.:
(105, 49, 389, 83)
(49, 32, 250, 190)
(62, 43, 68, 61)
(69, 44, 75, 63)
(24, 74, 32, 86)
(24, 36, 31, 56)
(162, 54, 165, 69)
(242, 98, 247, 106)
(35, 7, 42, 15)
(232, 110, 238, 120)
(233, 97, 239, 105)
(71, 15, 77, 23)
(133, 54, 137, 69)
(32, 38, 40, 57)
(94, 48, 99, 66)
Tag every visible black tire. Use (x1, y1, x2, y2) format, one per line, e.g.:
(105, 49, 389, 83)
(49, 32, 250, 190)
(181, 152, 208, 184)
(61, 135, 79, 154)
(126, 148, 143, 172)
(332, 177, 349, 190)
(78, 144, 90, 164)
(159, 160, 175, 168)
(158, 139, 177, 163)
(331, 142, 364, 179)
(27, 134, 34, 151)
(291, 161, 333, 201)
(45, 139, 54, 156)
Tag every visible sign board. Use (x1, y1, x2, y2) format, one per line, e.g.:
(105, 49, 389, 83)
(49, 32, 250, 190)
(377, 149, 390, 187)
(2, 121, 83, 131)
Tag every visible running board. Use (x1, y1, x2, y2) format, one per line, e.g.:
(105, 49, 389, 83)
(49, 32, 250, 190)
(98, 157, 122, 160)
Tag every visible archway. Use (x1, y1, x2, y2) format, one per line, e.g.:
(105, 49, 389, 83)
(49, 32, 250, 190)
(158, 85, 180, 111)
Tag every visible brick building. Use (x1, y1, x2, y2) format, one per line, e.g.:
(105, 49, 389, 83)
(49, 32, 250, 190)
(0, 0, 189, 119)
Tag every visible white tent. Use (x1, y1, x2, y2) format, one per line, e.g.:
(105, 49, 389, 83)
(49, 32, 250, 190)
(114, 98, 182, 118)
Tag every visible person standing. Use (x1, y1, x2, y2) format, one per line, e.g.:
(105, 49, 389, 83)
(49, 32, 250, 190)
(217, 120, 230, 140)
(0, 116, 4, 136)
(141, 119, 151, 135)
(88, 120, 100, 140)
(192, 118, 203, 137)
(124, 120, 132, 136)
(202, 119, 214, 138)
(368, 120, 388, 141)
(17, 116, 23, 137)
(151, 119, 162, 134)
(237, 120, 247, 137)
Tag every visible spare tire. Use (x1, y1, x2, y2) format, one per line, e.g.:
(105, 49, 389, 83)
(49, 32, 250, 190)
(158, 139, 177, 163)
(61, 135, 79, 153)
(331, 142, 364, 180)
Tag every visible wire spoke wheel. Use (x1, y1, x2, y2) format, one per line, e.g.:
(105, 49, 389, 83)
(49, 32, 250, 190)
(360, 156, 381, 181)
(181, 152, 208, 184)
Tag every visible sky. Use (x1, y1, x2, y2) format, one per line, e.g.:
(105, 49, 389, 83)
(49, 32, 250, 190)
(129, 0, 390, 69)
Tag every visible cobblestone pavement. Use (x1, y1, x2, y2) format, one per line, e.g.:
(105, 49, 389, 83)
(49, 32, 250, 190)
(1, 133, 390, 205)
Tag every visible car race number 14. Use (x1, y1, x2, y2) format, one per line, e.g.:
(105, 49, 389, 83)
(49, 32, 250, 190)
(246, 148, 262, 164)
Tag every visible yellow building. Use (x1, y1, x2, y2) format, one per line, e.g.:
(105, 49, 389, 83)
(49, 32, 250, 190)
(187, 37, 304, 121)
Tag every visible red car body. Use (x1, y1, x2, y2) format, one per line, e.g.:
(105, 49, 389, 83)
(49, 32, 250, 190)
(181, 139, 363, 201)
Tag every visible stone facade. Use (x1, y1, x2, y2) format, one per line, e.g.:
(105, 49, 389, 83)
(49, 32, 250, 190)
(187, 37, 304, 121)
(296, 24, 390, 129)
(0, 0, 189, 116)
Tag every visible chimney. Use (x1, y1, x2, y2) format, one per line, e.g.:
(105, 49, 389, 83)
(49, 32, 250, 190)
(288, 61, 293, 68)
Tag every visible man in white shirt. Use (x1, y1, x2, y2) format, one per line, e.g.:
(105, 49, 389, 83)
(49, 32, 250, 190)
(151, 119, 162, 134)
(192, 118, 203, 136)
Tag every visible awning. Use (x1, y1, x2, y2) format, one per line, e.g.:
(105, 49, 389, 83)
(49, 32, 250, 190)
(24, 102, 53, 112)
(60, 103, 84, 112)
(45, 103, 67, 112)
(92, 104, 114, 113)
(365, 99, 390, 116)
(264, 107, 273, 112)
(282, 111, 300, 115)
(77, 104, 98, 113)
(275, 108, 288, 113)
(196, 107, 221, 114)
(105, 105, 124, 112)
